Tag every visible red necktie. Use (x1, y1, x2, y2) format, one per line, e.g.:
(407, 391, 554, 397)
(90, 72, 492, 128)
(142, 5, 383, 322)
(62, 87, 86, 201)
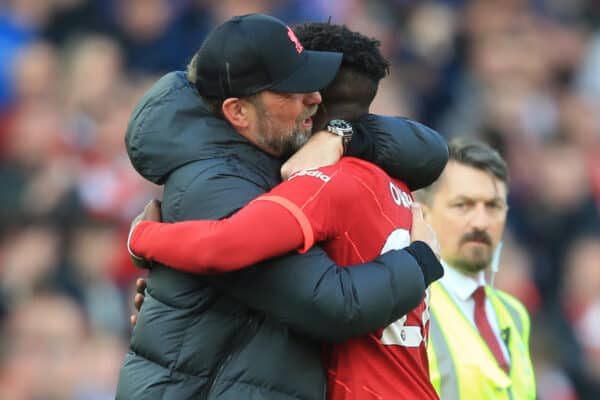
(473, 286, 509, 372)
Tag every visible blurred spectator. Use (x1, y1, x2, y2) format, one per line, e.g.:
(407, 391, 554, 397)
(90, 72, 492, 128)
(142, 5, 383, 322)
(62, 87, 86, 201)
(0, 0, 53, 110)
(0, 294, 86, 399)
(59, 34, 157, 222)
(11, 41, 59, 106)
(0, 101, 81, 229)
(66, 221, 127, 336)
(0, 293, 125, 399)
(0, 224, 62, 305)
(561, 233, 600, 395)
(576, 31, 600, 103)
(43, 0, 105, 46)
(61, 34, 124, 121)
(530, 314, 579, 400)
(510, 139, 598, 304)
(108, 0, 202, 74)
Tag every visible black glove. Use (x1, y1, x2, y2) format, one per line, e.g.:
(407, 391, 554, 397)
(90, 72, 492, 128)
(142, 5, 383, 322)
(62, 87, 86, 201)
(404, 241, 444, 287)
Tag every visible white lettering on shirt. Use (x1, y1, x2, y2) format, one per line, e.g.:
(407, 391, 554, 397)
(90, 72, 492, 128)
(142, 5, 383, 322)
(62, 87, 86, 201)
(389, 182, 412, 208)
(288, 169, 331, 182)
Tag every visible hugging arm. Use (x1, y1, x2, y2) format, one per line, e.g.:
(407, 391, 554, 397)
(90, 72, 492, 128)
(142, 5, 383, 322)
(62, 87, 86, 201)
(211, 244, 433, 342)
(130, 199, 305, 274)
(165, 173, 441, 342)
(347, 115, 449, 190)
(129, 165, 441, 290)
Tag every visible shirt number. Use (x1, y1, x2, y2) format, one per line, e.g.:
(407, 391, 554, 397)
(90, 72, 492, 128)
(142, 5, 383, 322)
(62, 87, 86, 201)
(379, 229, 430, 348)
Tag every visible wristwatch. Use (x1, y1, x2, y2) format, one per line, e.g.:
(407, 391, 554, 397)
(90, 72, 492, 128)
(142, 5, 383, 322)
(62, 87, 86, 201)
(326, 119, 353, 154)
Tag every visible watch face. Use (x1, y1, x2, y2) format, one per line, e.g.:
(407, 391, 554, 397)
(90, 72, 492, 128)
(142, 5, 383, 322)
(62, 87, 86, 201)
(327, 119, 353, 152)
(328, 119, 352, 131)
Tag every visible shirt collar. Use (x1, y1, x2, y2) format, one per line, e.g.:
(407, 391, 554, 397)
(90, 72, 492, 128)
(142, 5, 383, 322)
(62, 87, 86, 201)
(440, 260, 486, 301)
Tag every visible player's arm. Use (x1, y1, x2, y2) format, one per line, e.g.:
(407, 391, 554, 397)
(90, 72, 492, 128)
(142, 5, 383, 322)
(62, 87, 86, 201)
(129, 165, 347, 275)
(129, 198, 307, 274)
(147, 173, 442, 342)
(346, 114, 449, 190)
(280, 115, 448, 190)
(211, 240, 438, 342)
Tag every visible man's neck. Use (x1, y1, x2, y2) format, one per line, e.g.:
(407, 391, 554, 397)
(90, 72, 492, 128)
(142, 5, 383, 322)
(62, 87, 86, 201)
(442, 259, 487, 283)
(440, 260, 487, 301)
(317, 103, 367, 129)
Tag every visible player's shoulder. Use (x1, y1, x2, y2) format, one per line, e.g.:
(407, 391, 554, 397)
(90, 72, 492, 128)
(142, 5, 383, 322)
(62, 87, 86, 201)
(338, 157, 412, 193)
(286, 157, 356, 182)
(286, 157, 410, 194)
(338, 156, 382, 171)
(328, 157, 386, 181)
(283, 159, 368, 202)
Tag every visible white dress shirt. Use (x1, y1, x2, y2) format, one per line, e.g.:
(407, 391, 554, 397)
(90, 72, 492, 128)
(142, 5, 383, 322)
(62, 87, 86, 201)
(438, 261, 511, 363)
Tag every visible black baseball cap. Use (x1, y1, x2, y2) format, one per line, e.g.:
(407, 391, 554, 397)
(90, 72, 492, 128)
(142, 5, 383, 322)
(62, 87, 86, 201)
(194, 14, 343, 98)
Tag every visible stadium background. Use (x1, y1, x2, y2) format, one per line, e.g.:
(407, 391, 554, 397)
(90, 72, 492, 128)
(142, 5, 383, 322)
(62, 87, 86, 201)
(0, 0, 599, 398)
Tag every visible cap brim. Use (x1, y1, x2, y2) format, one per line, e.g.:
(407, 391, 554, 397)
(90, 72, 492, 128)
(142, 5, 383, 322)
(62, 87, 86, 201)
(270, 50, 342, 94)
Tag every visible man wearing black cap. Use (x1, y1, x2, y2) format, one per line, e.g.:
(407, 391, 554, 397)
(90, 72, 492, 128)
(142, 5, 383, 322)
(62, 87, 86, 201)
(190, 14, 342, 159)
(118, 14, 447, 399)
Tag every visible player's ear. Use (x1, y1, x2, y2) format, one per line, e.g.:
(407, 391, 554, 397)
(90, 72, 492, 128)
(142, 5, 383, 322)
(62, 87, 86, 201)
(222, 98, 250, 129)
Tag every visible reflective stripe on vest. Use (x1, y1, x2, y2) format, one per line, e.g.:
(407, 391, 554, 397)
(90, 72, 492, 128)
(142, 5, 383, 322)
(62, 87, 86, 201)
(429, 307, 460, 400)
(487, 288, 536, 399)
(493, 290, 523, 336)
(427, 282, 536, 400)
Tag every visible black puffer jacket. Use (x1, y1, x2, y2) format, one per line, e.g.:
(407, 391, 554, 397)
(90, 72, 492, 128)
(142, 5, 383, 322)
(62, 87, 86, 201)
(116, 71, 448, 400)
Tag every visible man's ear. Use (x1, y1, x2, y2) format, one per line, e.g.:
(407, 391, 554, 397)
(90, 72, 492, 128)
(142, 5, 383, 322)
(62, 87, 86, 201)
(222, 98, 250, 129)
(420, 203, 431, 222)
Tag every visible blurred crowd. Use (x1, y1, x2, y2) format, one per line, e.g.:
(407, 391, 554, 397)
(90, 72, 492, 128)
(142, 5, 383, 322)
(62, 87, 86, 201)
(0, 0, 599, 399)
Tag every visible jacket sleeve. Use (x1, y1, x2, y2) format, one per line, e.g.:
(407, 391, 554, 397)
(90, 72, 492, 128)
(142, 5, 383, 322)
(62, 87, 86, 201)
(174, 168, 430, 342)
(347, 114, 449, 190)
(207, 246, 428, 342)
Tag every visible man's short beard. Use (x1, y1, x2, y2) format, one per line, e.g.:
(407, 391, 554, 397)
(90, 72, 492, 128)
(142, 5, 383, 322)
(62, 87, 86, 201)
(449, 248, 490, 274)
(450, 230, 493, 274)
(254, 101, 313, 158)
(451, 257, 489, 274)
(278, 129, 311, 159)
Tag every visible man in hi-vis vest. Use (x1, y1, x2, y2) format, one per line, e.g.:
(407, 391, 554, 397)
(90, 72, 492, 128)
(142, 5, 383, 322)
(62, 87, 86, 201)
(415, 138, 536, 399)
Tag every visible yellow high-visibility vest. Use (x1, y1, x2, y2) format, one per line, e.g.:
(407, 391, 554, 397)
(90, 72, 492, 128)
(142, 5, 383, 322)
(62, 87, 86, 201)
(427, 282, 536, 399)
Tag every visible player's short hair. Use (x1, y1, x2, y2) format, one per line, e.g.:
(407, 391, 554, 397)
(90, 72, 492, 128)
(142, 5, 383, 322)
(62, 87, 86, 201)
(415, 137, 509, 204)
(292, 22, 390, 109)
(293, 22, 389, 82)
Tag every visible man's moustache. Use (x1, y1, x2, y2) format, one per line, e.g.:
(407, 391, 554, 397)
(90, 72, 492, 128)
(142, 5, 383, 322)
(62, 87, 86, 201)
(301, 106, 318, 120)
(460, 231, 492, 245)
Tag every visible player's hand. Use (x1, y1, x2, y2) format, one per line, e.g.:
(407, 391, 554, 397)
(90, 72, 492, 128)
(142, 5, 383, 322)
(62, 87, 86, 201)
(127, 199, 162, 268)
(130, 277, 147, 327)
(281, 130, 343, 180)
(410, 202, 440, 259)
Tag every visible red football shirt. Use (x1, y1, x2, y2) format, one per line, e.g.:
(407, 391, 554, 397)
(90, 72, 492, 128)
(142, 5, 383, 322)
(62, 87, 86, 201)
(130, 157, 438, 399)
(260, 157, 437, 400)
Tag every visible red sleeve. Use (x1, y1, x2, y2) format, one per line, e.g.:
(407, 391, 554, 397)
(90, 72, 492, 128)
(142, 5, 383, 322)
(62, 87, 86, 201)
(260, 164, 349, 244)
(129, 163, 349, 275)
(129, 200, 304, 274)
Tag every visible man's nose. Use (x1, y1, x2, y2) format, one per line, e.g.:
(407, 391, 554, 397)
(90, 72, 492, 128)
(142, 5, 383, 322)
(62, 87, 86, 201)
(304, 91, 322, 105)
(470, 204, 491, 231)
